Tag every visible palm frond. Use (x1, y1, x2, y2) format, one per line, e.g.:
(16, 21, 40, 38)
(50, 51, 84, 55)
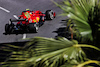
(20, 37, 86, 67)
(52, 0, 100, 42)
(1, 37, 100, 67)
(77, 60, 100, 67)
(0, 37, 86, 67)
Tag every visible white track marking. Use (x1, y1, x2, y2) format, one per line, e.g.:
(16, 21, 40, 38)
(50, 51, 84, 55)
(23, 34, 27, 39)
(13, 15, 18, 19)
(0, 6, 10, 13)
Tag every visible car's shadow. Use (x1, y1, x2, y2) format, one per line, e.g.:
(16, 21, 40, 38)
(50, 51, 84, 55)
(53, 27, 72, 40)
(3, 30, 37, 35)
(53, 20, 72, 40)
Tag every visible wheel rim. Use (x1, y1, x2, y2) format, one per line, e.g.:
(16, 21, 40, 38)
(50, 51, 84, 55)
(49, 11, 54, 19)
(34, 23, 39, 32)
(50, 14, 54, 19)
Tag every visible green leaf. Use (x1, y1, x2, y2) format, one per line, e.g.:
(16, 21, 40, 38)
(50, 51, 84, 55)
(77, 60, 100, 67)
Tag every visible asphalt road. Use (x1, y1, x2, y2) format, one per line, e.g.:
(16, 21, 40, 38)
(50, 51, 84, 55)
(0, 0, 66, 43)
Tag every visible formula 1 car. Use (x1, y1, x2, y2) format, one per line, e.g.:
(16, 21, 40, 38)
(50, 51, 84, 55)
(5, 9, 56, 34)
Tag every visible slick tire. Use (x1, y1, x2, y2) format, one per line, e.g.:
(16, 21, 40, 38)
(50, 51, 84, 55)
(5, 24, 9, 33)
(45, 10, 55, 20)
(5, 24, 14, 34)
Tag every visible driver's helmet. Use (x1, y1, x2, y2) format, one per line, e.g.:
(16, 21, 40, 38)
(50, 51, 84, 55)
(25, 8, 32, 14)
(26, 8, 30, 11)
(25, 8, 31, 14)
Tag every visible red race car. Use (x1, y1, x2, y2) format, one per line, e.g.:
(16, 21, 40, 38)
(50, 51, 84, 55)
(5, 9, 56, 34)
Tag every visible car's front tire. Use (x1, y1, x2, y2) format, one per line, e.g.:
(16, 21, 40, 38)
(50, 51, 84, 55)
(45, 10, 55, 20)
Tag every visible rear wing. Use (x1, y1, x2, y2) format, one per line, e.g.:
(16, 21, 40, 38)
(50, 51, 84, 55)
(9, 19, 26, 22)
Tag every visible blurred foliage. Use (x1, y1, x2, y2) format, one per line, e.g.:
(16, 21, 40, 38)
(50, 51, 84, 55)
(0, 37, 100, 67)
(52, 0, 100, 44)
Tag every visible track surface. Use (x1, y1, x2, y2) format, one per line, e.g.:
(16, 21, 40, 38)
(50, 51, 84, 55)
(0, 0, 66, 43)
